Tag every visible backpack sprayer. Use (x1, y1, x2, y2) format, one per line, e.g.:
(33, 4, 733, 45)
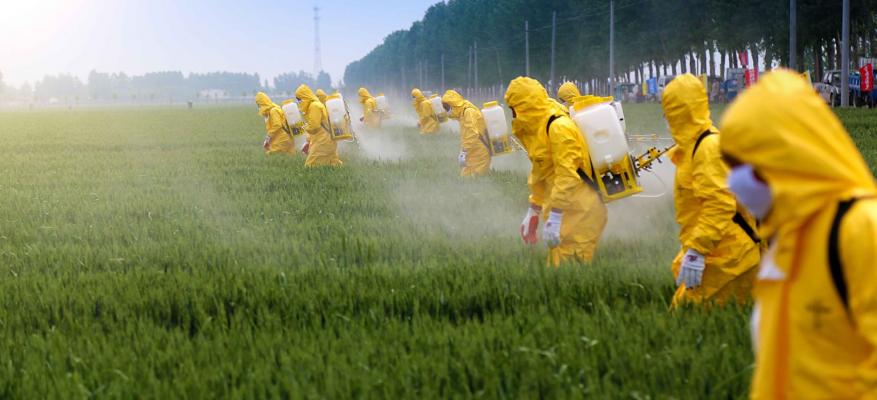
(325, 93, 357, 142)
(375, 93, 391, 121)
(281, 100, 306, 137)
(568, 97, 674, 203)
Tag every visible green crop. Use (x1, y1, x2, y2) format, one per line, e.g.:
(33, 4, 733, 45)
(0, 104, 872, 399)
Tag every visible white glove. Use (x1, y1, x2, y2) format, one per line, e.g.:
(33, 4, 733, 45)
(676, 249, 706, 289)
(263, 135, 271, 150)
(520, 205, 541, 244)
(458, 151, 467, 167)
(543, 210, 563, 248)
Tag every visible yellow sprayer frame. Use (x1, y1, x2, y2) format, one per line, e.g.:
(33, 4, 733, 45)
(326, 94, 356, 142)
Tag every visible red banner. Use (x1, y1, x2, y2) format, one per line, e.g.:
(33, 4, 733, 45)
(861, 64, 874, 92)
(738, 51, 749, 67)
(744, 69, 758, 87)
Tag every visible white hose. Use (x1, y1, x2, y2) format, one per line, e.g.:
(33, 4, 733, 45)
(632, 169, 669, 199)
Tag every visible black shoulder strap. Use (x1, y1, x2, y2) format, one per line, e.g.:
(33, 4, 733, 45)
(691, 130, 715, 157)
(828, 198, 858, 312)
(546, 115, 561, 133)
(732, 212, 761, 244)
(546, 114, 601, 194)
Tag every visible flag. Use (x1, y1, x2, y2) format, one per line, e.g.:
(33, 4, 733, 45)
(860, 64, 873, 92)
(738, 51, 749, 67)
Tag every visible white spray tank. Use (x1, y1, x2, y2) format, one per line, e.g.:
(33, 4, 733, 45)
(325, 93, 354, 141)
(480, 101, 515, 156)
(430, 94, 448, 122)
(571, 100, 642, 201)
(612, 101, 626, 132)
(375, 94, 390, 111)
(325, 96, 347, 126)
(282, 101, 302, 126)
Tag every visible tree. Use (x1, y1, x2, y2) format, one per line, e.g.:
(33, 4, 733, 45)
(343, 0, 877, 94)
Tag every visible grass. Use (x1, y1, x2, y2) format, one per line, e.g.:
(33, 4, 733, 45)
(0, 103, 872, 398)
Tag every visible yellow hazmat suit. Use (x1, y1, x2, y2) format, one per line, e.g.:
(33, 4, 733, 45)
(557, 82, 581, 106)
(411, 88, 439, 134)
(662, 74, 760, 306)
(255, 92, 296, 155)
(505, 77, 607, 266)
(358, 88, 381, 129)
(722, 70, 877, 399)
(296, 84, 341, 167)
(316, 89, 328, 104)
(442, 90, 491, 177)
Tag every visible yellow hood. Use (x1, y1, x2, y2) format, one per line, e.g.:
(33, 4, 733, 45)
(358, 87, 372, 104)
(316, 89, 328, 103)
(505, 77, 558, 140)
(255, 92, 276, 116)
(411, 88, 425, 109)
(662, 74, 713, 152)
(557, 82, 581, 105)
(721, 69, 876, 237)
(295, 84, 319, 114)
(441, 90, 476, 120)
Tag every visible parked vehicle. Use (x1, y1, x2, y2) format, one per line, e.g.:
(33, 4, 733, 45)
(814, 70, 873, 107)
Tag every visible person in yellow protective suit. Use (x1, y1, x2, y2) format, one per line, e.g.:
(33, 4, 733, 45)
(721, 70, 877, 399)
(295, 84, 341, 167)
(557, 81, 581, 106)
(662, 73, 761, 306)
(505, 77, 607, 266)
(411, 88, 439, 134)
(358, 88, 381, 129)
(316, 89, 328, 104)
(441, 90, 491, 177)
(254, 92, 296, 155)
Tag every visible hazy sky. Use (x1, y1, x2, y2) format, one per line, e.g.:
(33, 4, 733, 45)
(0, 0, 439, 87)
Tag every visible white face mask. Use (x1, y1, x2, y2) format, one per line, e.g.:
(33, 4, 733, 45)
(728, 164, 773, 219)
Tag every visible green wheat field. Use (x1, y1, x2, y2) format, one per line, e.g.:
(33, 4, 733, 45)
(0, 104, 874, 398)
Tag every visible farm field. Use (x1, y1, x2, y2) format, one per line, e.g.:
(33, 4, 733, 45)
(0, 104, 874, 398)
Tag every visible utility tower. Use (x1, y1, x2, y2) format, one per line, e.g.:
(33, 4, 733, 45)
(313, 6, 323, 76)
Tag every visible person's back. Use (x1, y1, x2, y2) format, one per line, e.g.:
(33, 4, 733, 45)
(721, 70, 877, 399)
(505, 77, 607, 266)
(358, 88, 381, 129)
(411, 88, 439, 134)
(441, 90, 490, 176)
(255, 92, 295, 155)
(297, 85, 341, 167)
(662, 74, 760, 306)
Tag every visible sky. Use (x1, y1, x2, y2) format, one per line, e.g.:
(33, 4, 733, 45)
(0, 0, 439, 87)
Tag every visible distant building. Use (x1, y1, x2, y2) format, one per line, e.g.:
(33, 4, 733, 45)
(198, 89, 229, 100)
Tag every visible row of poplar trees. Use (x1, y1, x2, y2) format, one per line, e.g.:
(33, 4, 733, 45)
(343, 0, 877, 93)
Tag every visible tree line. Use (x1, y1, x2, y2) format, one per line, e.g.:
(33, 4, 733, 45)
(0, 70, 332, 103)
(343, 0, 877, 94)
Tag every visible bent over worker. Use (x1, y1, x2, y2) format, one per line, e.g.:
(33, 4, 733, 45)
(722, 70, 877, 400)
(296, 84, 341, 167)
(358, 87, 381, 129)
(557, 81, 581, 106)
(411, 88, 439, 134)
(662, 73, 761, 306)
(441, 90, 491, 177)
(505, 77, 607, 266)
(254, 92, 296, 155)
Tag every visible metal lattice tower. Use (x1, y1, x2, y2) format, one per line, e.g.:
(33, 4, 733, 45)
(313, 7, 322, 76)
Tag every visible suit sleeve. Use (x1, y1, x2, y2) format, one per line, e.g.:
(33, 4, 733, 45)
(418, 101, 433, 126)
(841, 204, 877, 393)
(547, 119, 587, 210)
(687, 136, 737, 254)
(267, 109, 286, 140)
(304, 105, 324, 135)
(528, 166, 548, 207)
(460, 108, 484, 154)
